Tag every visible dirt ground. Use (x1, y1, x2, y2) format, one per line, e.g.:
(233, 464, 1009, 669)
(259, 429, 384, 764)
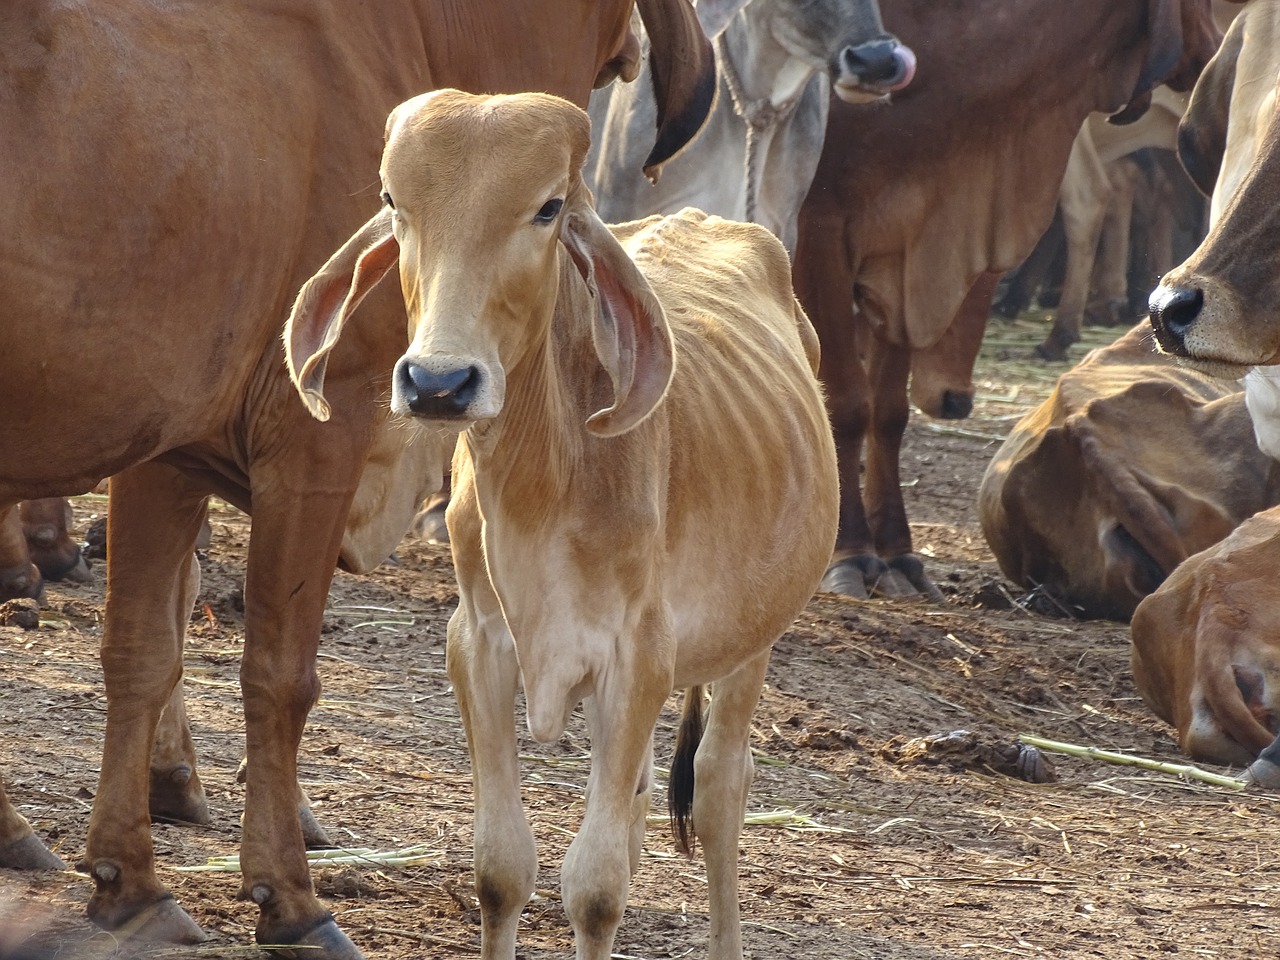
(2, 316, 1277, 959)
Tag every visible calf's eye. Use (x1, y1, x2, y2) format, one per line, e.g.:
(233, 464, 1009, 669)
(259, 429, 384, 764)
(381, 191, 396, 211)
(533, 198, 564, 224)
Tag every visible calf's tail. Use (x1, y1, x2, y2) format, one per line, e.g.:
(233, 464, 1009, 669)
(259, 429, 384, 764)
(668, 685, 705, 857)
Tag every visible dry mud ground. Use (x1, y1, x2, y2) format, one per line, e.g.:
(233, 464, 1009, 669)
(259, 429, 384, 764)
(2, 317, 1277, 959)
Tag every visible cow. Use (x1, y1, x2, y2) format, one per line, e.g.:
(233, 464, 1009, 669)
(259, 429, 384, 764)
(0, 499, 90, 602)
(1131, 506, 1280, 765)
(284, 89, 839, 960)
(1036, 87, 1191, 361)
(0, 3, 716, 957)
(979, 323, 1280, 621)
(1148, 0, 1280, 383)
(793, 0, 1221, 601)
(588, 0, 915, 254)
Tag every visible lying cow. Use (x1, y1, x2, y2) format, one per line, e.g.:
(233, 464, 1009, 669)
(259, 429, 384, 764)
(979, 323, 1280, 621)
(0, 2, 716, 956)
(588, 0, 914, 253)
(1131, 506, 1280, 765)
(285, 89, 839, 960)
(0, 499, 90, 602)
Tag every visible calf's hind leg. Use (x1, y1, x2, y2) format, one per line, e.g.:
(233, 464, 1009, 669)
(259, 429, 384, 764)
(676, 651, 771, 960)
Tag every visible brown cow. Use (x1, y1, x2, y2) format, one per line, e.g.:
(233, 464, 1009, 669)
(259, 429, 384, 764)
(794, 0, 1221, 600)
(1131, 506, 1280, 766)
(0, 499, 90, 602)
(1148, 0, 1280, 374)
(979, 323, 1280, 621)
(0, 3, 714, 957)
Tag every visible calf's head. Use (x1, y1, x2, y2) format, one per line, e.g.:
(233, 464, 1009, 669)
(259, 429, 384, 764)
(285, 89, 674, 438)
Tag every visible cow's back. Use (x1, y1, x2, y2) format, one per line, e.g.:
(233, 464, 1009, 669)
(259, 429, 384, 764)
(613, 211, 837, 674)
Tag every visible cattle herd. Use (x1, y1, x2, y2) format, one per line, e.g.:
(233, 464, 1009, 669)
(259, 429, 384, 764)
(3, 0, 1280, 957)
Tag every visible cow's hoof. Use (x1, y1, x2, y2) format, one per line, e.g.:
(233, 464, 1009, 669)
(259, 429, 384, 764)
(886, 554, 945, 602)
(89, 894, 207, 945)
(149, 765, 211, 825)
(262, 917, 365, 960)
(0, 832, 67, 871)
(299, 805, 335, 850)
(1032, 340, 1069, 362)
(818, 555, 886, 598)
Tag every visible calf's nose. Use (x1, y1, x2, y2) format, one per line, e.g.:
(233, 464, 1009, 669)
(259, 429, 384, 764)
(395, 357, 480, 418)
(841, 40, 915, 90)
(1148, 284, 1204, 354)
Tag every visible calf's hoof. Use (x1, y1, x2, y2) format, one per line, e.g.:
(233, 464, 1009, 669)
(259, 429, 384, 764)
(149, 765, 211, 825)
(0, 832, 67, 871)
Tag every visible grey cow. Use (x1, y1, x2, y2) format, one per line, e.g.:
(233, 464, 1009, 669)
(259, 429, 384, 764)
(587, 0, 914, 253)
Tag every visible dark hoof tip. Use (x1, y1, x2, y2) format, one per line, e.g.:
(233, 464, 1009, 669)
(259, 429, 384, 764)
(263, 918, 365, 960)
(0, 833, 67, 871)
(91, 895, 207, 945)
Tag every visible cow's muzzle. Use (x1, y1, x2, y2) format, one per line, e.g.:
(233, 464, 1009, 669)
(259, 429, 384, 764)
(1148, 283, 1204, 356)
(835, 40, 916, 97)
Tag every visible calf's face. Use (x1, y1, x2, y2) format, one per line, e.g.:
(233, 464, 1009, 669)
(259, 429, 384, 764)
(285, 90, 674, 439)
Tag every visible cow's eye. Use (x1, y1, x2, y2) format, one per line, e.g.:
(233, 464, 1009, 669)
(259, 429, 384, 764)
(381, 191, 396, 211)
(533, 198, 563, 224)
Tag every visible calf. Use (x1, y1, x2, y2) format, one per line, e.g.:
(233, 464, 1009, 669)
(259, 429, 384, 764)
(285, 89, 839, 960)
(1131, 506, 1280, 765)
(978, 323, 1280, 621)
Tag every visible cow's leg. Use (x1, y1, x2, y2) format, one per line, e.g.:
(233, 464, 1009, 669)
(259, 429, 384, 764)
(0, 774, 65, 870)
(563, 617, 673, 960)
(792, 207, 888, 598)
(1037, 148, 1110, 362)
(1087, 160, 1139, 328)
(233, 456, 363, 958)
(865, 336, 942, 600)
(993, 213, 1064, 320)
(0, 504, 42, 601)
(581, 699, 653, 882)
(695, 650, 770, 960)
(447, 579, 533, 960)
(83, 462, 208, 943)
(148, 560, 211, 827)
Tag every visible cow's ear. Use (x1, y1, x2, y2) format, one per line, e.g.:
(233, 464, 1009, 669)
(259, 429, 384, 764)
(560, 206, 674, 437)
(284, 208, 399, 422)
(1177, 18, 1245, 196)
(635, 0, 717, 182)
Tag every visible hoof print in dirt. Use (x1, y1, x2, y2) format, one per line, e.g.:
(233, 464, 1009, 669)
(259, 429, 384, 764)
(0, 598, 41, 630)
(881, 729, 1056, 784)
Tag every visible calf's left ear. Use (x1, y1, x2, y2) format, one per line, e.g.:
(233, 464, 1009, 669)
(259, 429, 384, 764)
(284, 208, 399, 422)
(561, 208, 675, 437)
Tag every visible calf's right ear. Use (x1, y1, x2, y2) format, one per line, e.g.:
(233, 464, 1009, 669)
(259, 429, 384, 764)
(1177, 18, 1245, 197)
(284, 208, 399, 422)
